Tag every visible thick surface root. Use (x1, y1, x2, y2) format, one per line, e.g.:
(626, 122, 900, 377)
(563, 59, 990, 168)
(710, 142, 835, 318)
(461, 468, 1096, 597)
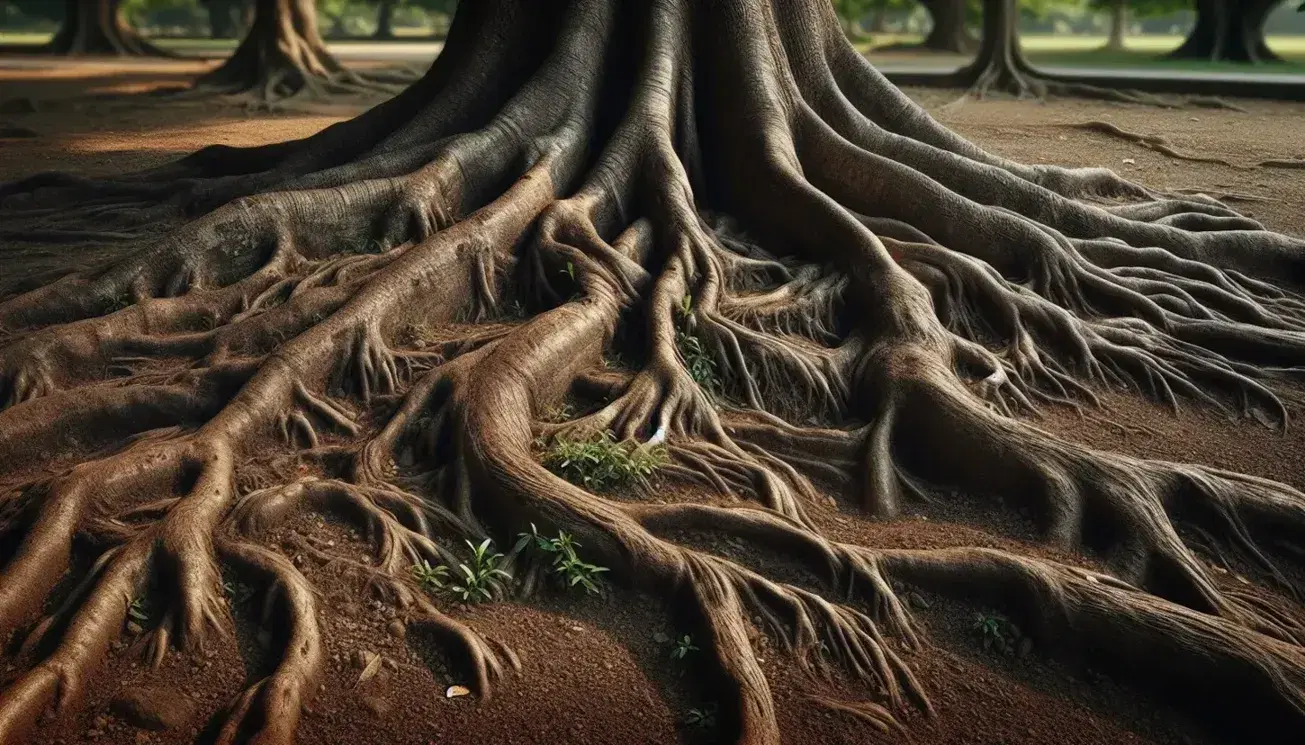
(3, 0, 1305, 744)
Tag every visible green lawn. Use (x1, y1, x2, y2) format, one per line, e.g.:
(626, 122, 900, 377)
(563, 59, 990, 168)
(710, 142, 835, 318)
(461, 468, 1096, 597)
(6, 30, 1305, 74)
(0, 32, 49, 45)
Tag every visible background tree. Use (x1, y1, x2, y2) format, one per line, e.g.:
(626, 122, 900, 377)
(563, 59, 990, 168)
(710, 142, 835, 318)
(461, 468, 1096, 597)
(199, 0, 247, 38)
(1168, 0, 1285, 62)
(920, 0, 978, 53)
(3, 1, 1305, 745)
(1089, 0, 1189, 51)
(193, 0, 410, 102)
(44, 0, 169, 55)
(373, 0, 394, 38)
(832, 0, 876, 38)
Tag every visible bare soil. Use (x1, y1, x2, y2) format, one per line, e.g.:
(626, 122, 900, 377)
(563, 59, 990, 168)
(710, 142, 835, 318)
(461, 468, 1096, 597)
(2, 62, 1303, 745)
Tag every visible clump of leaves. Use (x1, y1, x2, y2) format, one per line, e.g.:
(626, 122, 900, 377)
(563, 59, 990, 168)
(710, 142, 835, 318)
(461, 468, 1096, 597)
(972, 612, 1019, 654)
(542, 401, 575, 423)
(447, 539, 512, 603)
(515, 524, 610, 595)
(670, 634, 699, 661)
(678, 293, 694, 320)
(540, 431, 667, 492)
(676, 331, 720, 395)
(411, 559, 451, 594)
(685, 704, 717, 729)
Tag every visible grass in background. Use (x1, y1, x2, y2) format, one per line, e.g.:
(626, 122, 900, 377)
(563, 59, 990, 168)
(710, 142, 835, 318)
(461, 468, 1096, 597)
(4, 29, 1304, 74)
(857, 33, 1305, 75)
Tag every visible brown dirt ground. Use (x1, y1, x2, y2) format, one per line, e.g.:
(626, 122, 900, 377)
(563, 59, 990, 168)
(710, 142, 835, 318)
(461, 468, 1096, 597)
(3, 62, 1304, 745)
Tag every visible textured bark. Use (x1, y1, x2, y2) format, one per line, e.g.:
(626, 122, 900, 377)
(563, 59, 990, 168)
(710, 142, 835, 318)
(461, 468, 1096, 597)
(3, 0, 1305, 744)
(1168, 0, 1283, 64)
(46, 0, 169, 56)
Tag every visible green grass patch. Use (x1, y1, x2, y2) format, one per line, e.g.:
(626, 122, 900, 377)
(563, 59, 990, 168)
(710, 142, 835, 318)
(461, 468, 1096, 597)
(540, 431, 667, 492)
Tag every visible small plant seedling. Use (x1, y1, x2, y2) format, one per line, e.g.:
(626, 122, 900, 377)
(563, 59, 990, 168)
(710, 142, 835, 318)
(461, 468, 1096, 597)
(685, 704, 717, 729)
(514, 524, 610, 595)
(222, 580, 255, 605)
(676, 331, 720, 395)
(972, 612, 1018, 654)
(504, 299, 527, 320)
(541, 431, 667, 492)
(127, 598, 149, 624)
(542, 401, 575, 423)
(412, 560, 451, 594)
(678, 293, 693, 319)
(670, 634, 699, 661)
(447, 539, 511, 603)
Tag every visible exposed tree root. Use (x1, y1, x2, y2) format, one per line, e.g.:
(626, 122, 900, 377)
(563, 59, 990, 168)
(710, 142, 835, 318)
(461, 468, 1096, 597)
(3, 0, 1305, 743)
(1066, 120, 1254, 170)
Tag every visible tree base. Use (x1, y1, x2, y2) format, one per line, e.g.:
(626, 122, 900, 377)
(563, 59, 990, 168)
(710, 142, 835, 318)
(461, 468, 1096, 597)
(3, 1, 1305, 744)
(45, 21, 170, 57)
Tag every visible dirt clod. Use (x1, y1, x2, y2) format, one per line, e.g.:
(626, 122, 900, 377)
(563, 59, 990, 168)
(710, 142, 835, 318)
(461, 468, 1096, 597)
(109, 686, 197, 731)
(387, 620, 406, 640)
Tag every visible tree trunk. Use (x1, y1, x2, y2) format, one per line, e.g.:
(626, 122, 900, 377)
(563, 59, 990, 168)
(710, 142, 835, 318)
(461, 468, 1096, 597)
(1106, 2, 1127, 51)
(375, 0, 396, 39)
(955, 0, 1035, 93)
(920, 0, 976, 54)
(1168, 0, 1282, 63)
(45, 0, 168, 55)
(868, 6, 888, 34)
(195, 0, 396, 102)
(5, 2, 1305, 745)
(206, 0, 239, 39)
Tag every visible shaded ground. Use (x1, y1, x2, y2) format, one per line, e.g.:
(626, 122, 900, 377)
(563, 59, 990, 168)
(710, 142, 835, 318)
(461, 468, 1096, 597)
(1, 62, 1303, 745)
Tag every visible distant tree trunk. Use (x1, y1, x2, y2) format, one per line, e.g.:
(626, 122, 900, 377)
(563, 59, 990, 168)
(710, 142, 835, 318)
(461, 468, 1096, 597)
(868, 2, 889, 34)
(46, 0, 169, 55)
(840, 14, 866, 39)
(325, 11, 348, 38)
(206, 0, 239, 39)
(1168, 0, 1282, 63)
(374, 0, 396, 39)
(195, 0, 365, 100)
(921, 0, 977, 54)
(1106, 2, 1127, 51)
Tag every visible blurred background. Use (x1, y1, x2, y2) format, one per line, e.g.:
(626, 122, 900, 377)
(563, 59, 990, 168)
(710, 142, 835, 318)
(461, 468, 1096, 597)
(1, 0, 1302, 75)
